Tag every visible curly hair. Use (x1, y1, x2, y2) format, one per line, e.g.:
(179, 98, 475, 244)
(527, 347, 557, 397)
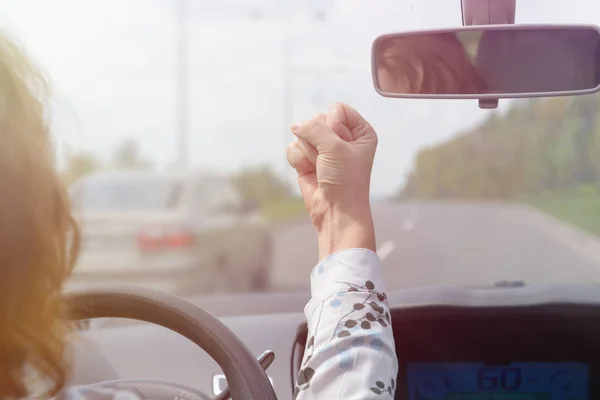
(376, 32, 489, 95)
(0, 32, 80, 398)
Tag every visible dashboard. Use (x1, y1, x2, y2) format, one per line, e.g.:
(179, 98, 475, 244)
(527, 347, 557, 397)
(291, 287, 600, 400)
(388, 305, 598, 400)
(72, 285, 600, 400)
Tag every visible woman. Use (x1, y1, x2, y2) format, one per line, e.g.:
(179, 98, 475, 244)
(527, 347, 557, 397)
(0, 32, 81, 398)
(0, 31, 397, 399)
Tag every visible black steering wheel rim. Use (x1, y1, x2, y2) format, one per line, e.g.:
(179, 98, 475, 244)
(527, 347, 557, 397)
(66, 286, 278, 400)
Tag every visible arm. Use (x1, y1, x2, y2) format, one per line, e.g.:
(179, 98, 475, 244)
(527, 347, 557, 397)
(294, 248, 398, 399)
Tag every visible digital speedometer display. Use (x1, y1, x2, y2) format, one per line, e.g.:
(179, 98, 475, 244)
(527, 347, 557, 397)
(446, 395, 549, 400)
(446, 395, 549, 399)
(407, 362, 589, 400)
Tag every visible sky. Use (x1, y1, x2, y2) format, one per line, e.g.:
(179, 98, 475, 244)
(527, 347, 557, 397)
(0, 0, 599, 197)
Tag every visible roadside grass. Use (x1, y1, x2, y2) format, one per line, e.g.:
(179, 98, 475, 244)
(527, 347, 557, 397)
(528, 184, 600, 238)
(261, 198, 308, 223)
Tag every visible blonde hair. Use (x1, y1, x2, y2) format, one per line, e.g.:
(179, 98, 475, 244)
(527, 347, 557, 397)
(377, 33, 488, 94)
(0, 33, 80, 398)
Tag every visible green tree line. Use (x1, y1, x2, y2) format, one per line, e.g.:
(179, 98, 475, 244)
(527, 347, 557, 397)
(61, 141, 306, 222)
(401, 94, 600, 200)
(62, 138, 153, 186)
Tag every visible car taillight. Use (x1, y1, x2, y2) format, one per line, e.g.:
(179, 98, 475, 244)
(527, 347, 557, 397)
(165, 230, 195, 247)
(137, 226, 195, 250)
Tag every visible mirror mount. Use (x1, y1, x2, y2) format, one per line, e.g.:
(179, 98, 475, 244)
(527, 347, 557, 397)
(479, 98, 499, 109)
(462, 0, 516, 109)
(461, 0, 516, 26)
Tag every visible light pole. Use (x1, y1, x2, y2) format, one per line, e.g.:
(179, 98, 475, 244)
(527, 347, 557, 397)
(176, 0, 190, 170)
(281, 8, 294, 151)
(293, 65, 347, 110)
(250, 5, 346, 185)
(281, 63, 348, 187)
(279, 11, 346, 159)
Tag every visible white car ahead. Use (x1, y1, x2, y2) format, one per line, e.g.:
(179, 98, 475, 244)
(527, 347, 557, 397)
(67, 170, 273, 295)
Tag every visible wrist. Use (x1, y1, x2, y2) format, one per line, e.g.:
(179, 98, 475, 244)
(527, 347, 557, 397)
(314, 202, 376, 260)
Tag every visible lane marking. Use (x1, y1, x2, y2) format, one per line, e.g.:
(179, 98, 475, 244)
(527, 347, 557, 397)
(401, 219, 414, 231)
(402, 204, 420, 231)
(377, 240, 396, 261)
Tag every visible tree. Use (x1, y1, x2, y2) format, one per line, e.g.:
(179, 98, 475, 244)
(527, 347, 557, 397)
(231, 165, 293, 205)
(62, 151, 100, 186)
(400, 92, 600, 200)
(112, 139, 153, 170)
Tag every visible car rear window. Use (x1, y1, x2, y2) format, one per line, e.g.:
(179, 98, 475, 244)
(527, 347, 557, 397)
(72, 178, 183, 212)
(194, 178, 242, 213)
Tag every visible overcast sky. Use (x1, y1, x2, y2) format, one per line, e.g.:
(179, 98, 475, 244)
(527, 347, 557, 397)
(1, 0, 599, 197)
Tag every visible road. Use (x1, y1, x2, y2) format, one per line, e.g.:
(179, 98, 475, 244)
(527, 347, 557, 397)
(270, 201, 600, 290)
(85, 201, 600, 328)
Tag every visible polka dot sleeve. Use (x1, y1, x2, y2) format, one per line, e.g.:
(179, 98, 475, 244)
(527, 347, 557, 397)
(294, 249, 398, 399)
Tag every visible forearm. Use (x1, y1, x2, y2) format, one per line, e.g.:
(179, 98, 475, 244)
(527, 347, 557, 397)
(315, 200, 376, 260)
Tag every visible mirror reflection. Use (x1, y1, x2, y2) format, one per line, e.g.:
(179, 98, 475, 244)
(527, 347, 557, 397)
(374, 28, 600, 96)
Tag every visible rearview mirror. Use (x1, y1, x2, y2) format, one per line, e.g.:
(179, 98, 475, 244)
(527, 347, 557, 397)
(372, 24, 600, 100)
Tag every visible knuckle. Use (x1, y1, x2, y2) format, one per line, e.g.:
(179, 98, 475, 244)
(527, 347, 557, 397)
(356, 123, 372, 137)
(306, 117, 324, 130)
(329, 138, 347, 153)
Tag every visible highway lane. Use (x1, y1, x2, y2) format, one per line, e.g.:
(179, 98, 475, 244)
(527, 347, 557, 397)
(270, 201, 600, 290)
(74, 201, 600, 296)
(87, 201, 600, 328)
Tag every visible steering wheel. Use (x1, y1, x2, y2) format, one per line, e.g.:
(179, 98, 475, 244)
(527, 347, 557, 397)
(66, 286, 278, 400)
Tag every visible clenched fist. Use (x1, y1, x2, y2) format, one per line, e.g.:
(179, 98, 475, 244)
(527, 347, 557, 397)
(287, 103, 378, 260)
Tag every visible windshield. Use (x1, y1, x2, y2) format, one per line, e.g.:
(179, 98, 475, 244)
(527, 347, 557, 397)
(5, 0, 600, 310)
(72, 178, 183, 212)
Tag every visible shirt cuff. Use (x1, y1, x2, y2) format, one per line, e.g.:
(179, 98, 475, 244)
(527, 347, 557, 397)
(309, 248, 385, 303)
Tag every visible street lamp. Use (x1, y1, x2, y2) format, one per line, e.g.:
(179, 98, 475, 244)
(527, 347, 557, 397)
(280, 11, 347, 129)
(173, 2, 333, 171)
(293, 65, 348, 110)
(176, 0, 190, 170)
(250, 5, 346, 182)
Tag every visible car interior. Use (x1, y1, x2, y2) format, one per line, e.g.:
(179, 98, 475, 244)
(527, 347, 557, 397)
(63, 0, 600, 399)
